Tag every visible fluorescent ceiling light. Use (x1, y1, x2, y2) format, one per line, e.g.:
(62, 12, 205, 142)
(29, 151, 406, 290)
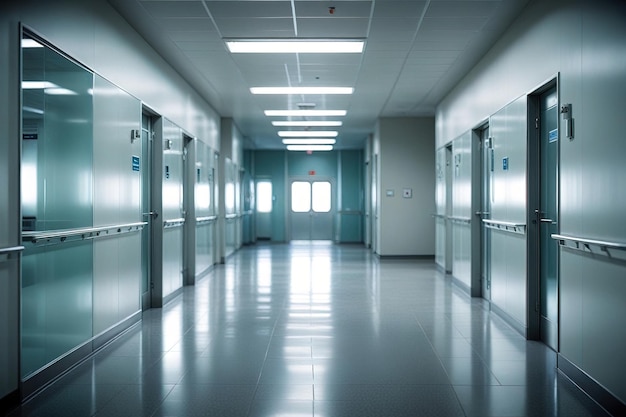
(251, 87, 353, 95)
(226, 40, 364, 54)
(282, 139, 336, 145)
(265, 110, 347, 117)
(272, 121, 342, 127)
(287, 145, 334, 151)
(278, 131, 337, 137)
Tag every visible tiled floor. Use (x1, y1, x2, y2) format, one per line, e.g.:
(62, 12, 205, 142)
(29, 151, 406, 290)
(8, 242, 610, 416)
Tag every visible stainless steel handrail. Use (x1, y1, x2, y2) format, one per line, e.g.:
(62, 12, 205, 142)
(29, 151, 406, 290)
(449, 216, 471, 224)
(552, 234, 626, 255)
(0, 246, 25, 255)
(22, 222, 147, 244)
(196, 215, 217, 224)
(163, 218, 185, 228)
(225, 213, 238, 220)
(482, 219, 526, 234)
(432, 213, 446, 219)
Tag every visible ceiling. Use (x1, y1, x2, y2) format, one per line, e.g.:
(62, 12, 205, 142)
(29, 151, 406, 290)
(107, 0, 529, 150)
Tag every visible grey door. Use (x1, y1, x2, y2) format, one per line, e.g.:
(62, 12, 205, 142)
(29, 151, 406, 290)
(290, 179, 334, 241)
(538, 86, 559, 350)
(141, 112, 154, 310)
(480, 127, 492, 301)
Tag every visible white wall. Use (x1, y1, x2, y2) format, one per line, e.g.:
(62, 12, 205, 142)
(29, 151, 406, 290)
(374, 118, 435, 256)
(435, 0, 626, 408)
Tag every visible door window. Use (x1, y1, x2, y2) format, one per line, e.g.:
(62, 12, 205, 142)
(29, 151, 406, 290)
(312, 181, 331, 213)
(256, 180, 273, 213)
(291, 181, 331, 213)
(291, 181, 311, 212)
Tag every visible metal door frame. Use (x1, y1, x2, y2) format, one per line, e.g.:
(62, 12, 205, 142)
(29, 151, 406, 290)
(527, 76, 560, 347)
(472, 122, 491, 301)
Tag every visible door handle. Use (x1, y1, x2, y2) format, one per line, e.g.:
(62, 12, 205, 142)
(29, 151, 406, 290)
(143, 211, 159, 219)
(475, 211, 490, 216)
(539, 218, 554, 224)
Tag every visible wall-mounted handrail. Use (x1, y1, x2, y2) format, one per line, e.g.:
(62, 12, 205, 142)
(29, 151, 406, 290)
(22, 222, 147, 245)
(432, 213, 446, 219)
(339, 210, 363, 215)
(225, 213, 238, 220)
(552, 234, 626, 256)
(163, 218, 185, 228)
(196, 216, 217, 224)
(0, 246, 25, 255)
(482, 219, 526, 234)
(449, 216, 471, 224)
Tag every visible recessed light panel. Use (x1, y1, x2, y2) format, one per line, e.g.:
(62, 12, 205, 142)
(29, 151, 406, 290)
(226, 40, 364, 54)
(272, 121, 343, 127)
(265, 110, 347, 117)
(282, 139, 336, 145)
(278, 131, 338, 137)
(251, 87, 353, 95)
(287, 145, 334, 151)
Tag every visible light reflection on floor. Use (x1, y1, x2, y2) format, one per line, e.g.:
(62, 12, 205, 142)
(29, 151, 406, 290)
(8, 242, 610, 417)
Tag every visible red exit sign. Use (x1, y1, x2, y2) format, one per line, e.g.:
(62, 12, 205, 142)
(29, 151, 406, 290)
(308, 170, 316, 176)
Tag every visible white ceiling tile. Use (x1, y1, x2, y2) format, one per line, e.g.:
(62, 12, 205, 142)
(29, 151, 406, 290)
(426, 1, 501, 18)
(297, 18, 369, 37)
(420, 17, 489, 31)
(295, 1, 372, 18)
(154, 17, 214, 32)
(214, 17, 296, 37)
(139, 1, 208, 18)
(205, 1, 293, 18)
(168, 31, 219, 42)
(372, 1, 428, 18)
(411, 39, 471, 51)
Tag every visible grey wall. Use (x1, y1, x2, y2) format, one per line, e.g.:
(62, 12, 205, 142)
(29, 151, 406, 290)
(219, 119, 244, 261)
(450, 132, 472, 290)
(374, 118, 435, 256)
(92, 75, 142, 335)
(436, 0, 626, 406)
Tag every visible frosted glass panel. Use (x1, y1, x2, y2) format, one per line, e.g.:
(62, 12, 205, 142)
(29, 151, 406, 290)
(20, 32, 95, 379)
(21, 34, 94, 231)
(21, 241, 93, 377)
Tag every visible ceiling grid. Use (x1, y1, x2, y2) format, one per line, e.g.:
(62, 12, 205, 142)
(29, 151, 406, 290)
(108, 0, 530, 149)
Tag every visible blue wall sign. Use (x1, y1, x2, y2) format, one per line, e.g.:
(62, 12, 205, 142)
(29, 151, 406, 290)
(132, 155, 140, 172)
(502, 157, 509, 171)
(548, 128, 558, 143)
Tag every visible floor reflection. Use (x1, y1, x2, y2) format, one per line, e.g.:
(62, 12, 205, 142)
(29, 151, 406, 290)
(7, 242, 610, 417)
